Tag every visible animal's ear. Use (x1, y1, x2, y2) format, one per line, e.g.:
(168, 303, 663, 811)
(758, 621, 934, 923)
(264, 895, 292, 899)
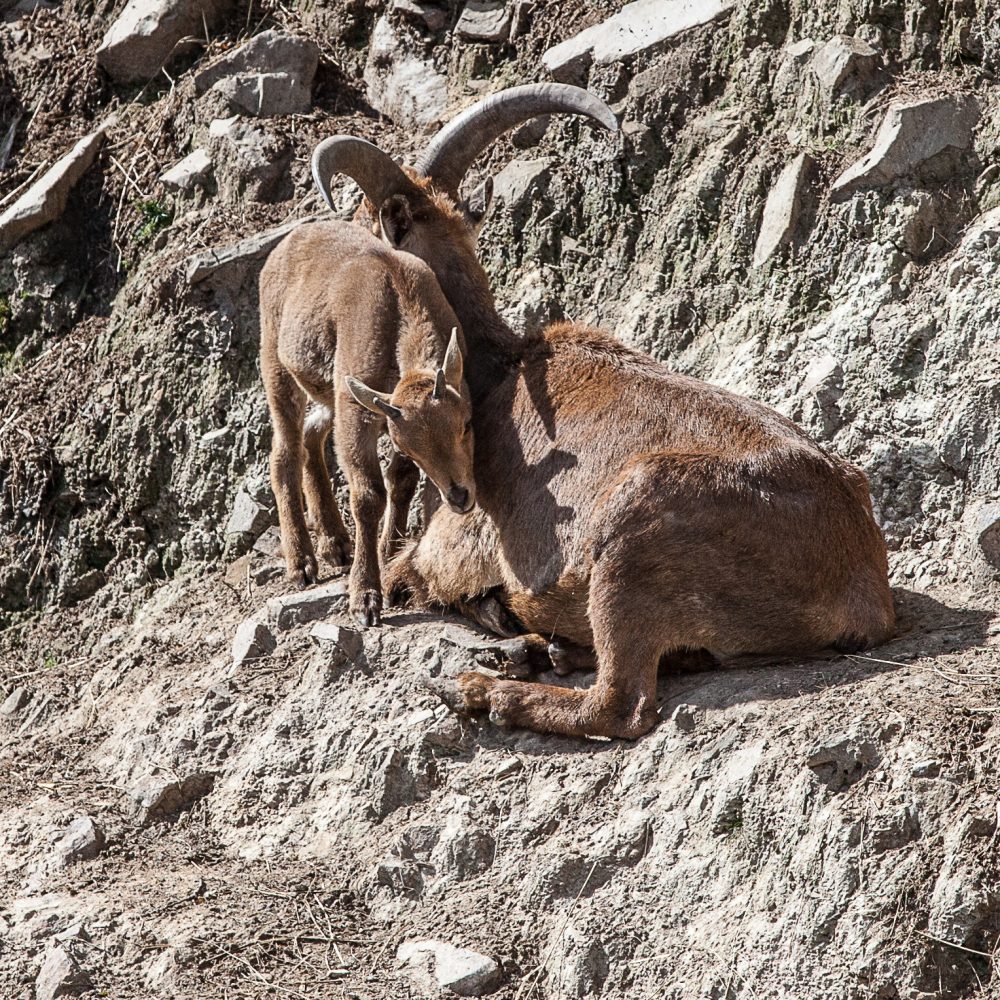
(433, 368, 446, 400)
(443, 326, 463, 388)
(466, 177, 493, 232)
(379, 193, 413, 247)
(345, 375, 403, 420)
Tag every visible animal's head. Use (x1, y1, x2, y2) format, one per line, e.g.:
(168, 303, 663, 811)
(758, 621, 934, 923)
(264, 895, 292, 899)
(312, 83, 617, 271)
(346, 329, 475, 515)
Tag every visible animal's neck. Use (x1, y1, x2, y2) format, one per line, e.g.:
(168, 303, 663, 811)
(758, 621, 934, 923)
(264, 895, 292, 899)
(439, 255, 522, 402)
(393, 266, 454, 376)
(397, 303, 447, 376)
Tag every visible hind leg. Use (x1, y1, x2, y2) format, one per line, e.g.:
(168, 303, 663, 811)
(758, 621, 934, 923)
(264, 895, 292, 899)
(381, 449, 419, 563)
(302, 401, 352, 569)
(265, 362, 318, 588)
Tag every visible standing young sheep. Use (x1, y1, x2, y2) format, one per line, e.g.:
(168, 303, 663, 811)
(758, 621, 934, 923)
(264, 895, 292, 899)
(259, 220, 475, 627)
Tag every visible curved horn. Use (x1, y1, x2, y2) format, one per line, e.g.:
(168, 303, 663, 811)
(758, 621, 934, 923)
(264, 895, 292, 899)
(416, 83, 618, 195)
(312, 136, 415, 211)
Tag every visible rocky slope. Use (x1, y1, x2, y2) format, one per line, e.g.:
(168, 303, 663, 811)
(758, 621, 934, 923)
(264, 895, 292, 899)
(1, 0, 998, 998)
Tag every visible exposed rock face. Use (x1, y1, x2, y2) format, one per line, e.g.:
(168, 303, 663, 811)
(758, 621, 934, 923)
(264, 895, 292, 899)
(2, 3, 1000, 998)
(96, 0, 234, 83)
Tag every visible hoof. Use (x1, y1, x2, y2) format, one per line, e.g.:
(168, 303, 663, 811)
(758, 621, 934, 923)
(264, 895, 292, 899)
(548, 641, 575, 676)
(286, 554, 319, 589)
(351, 590, 382, 628)
(488, 707, 514, 730)
(318, 534, 352, 569)
(471, 594, 521, 637)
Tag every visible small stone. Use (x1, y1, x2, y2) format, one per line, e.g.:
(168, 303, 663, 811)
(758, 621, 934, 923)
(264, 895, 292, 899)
(491, 157, 552, 214)
(493, 757, 522, 780)
(397, 939, 500, 997)
(232, 617, 276, 667)
(801, 353, 843, 399)
(832, 95, 979, 195)
(752, 152, 813, 267)
(1, 686, 31, 716)
(669, 703, 698, 732)
(35, 944, 91, 1000)
(784, 38, 815, 60)
(0, 125, 108, 254)
(97, 0, 234, 83)
(911, 759, 940, 778)
(253, 526, 283, 558)
(511, 115, 550, 149)
(129, 772, 214, 826)
(52, 817, 105, 867)
(225, 489, 273, 537)
(392, 0, 447, 31)
(810, 35, 879, 95)
(456, 1, 511, 43)
(973, 503, 1000, 568)
(431, 814, 495, 882)
(207, 71, 312, 117)
(267, 582, 348, 630)
(806, 732, 880, 790)
(160, 148, 213, 191)
(542, 0, 734, 81)
(208, 115, 240, 138)
(310, 621, 363, 659)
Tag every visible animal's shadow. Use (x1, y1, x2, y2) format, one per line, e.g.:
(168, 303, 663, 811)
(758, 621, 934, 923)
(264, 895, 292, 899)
(454, 587, 991, 758)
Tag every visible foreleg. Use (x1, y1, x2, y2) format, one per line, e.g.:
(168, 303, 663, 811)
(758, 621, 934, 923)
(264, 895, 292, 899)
(336, 401, 387, 627)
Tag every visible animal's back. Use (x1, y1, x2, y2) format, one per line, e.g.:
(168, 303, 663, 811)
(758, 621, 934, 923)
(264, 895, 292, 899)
(478, 322, 894, 653)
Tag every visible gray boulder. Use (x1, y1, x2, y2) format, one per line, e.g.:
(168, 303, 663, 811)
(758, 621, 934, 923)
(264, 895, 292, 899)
(97, 0, 234, 83)
(194, 30, 319, 116)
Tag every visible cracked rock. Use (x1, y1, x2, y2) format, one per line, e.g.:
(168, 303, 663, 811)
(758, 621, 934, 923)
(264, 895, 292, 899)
(35, 943, 91, 1000)
(832, 95, 979, 195)
(266, 582, 349, 630)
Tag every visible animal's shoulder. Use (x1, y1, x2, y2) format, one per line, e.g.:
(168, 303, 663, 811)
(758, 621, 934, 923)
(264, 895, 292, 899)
(537, 321, 668, 375)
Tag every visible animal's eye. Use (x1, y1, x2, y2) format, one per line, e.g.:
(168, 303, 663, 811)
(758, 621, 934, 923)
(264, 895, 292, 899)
(464, 420, 472, 436)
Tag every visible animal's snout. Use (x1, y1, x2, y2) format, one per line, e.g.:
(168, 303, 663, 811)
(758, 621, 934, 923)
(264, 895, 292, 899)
(447, 484, 474, 514)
